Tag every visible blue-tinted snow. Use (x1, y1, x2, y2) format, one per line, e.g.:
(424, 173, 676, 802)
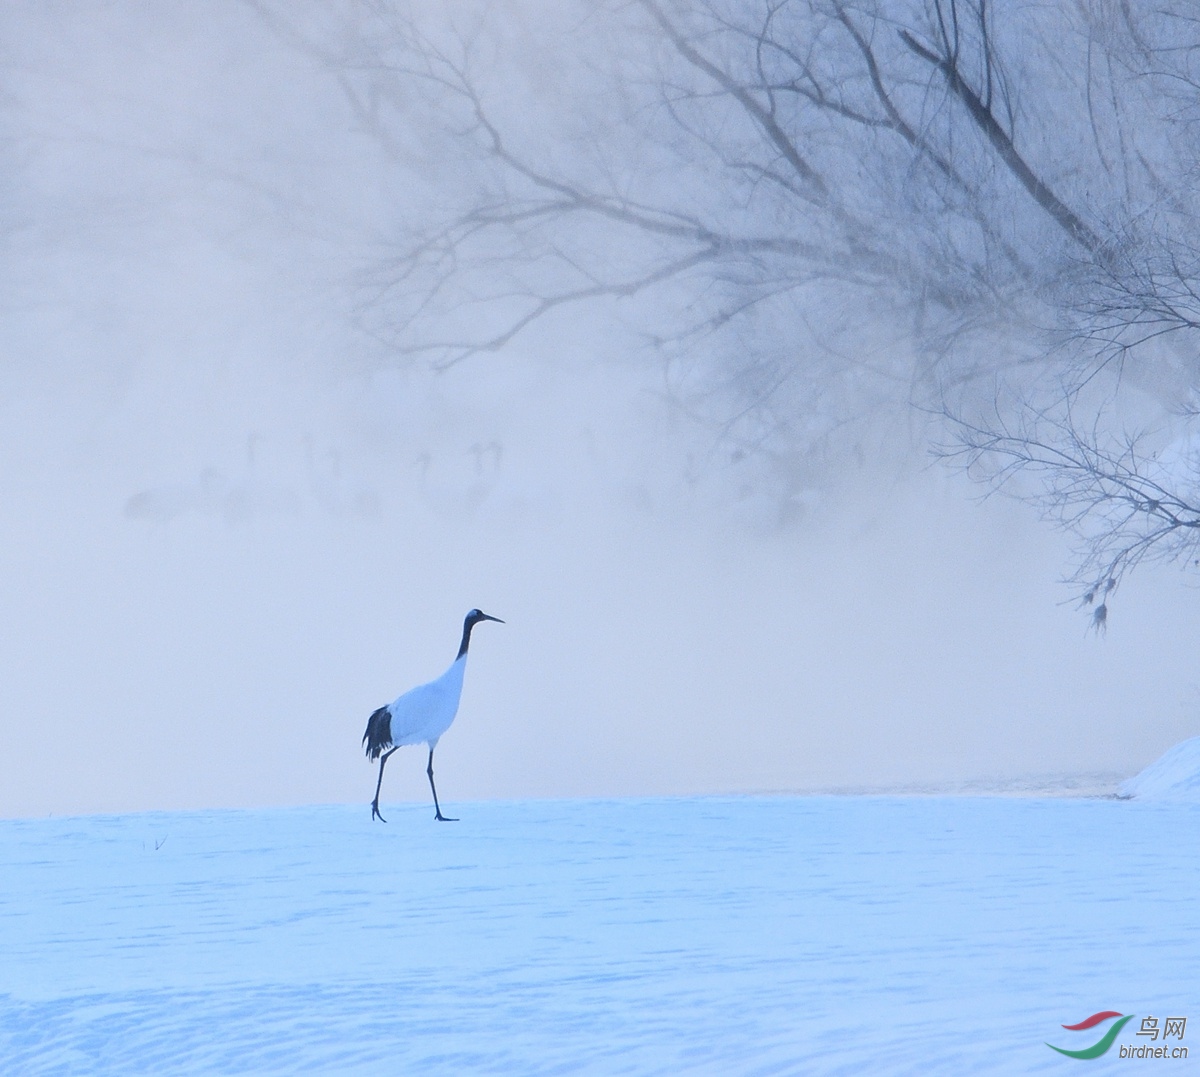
(1, 796, 1196, 1074)
(1120, 735, 1200, 801)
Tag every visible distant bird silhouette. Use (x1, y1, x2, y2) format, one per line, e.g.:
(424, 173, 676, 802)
(363, 609, 504, 822)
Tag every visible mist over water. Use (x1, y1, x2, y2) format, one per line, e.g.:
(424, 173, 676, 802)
(1, 2, 1197, 818)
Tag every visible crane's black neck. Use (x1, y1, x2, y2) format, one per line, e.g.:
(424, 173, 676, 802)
(456, 617, 478, 660)
(455, 609, 500, 660)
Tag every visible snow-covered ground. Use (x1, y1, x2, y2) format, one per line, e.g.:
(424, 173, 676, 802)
(1, 789, 1197, 1075)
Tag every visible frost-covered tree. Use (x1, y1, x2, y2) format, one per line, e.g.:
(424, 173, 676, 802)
(254, 0, 1200, 613)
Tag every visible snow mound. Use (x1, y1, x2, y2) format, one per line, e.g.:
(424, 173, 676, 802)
(1119, 736, 1200, 800)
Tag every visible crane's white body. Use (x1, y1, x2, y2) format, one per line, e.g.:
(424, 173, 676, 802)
(386, 655, 467, 749)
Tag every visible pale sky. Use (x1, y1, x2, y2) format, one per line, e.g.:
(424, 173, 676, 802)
(0, 2, 1196, 818)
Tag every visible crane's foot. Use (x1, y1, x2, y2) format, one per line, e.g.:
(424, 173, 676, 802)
(434, 811, 458, 822)
(371, 799, 388, 823)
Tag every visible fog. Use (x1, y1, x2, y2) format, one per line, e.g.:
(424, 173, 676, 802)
(1, 2, 1196, 818)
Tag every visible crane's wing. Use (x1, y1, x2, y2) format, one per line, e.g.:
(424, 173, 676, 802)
(362, 706, 393, 760)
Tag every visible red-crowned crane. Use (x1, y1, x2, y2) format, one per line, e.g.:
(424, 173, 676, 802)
(363, 609, 504, 822)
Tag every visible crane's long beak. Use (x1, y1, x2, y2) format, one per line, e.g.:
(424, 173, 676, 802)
(480, 613, 505, 623)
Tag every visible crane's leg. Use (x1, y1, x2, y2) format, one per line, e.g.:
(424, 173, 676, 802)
(427, 747, 457, 822)
(371, 747, 399, 823)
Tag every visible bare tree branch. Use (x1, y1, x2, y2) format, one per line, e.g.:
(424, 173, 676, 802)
(898, 23, 1102, 252)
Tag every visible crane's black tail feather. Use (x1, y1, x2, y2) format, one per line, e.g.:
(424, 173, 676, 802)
(363, 706, 394, 761)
